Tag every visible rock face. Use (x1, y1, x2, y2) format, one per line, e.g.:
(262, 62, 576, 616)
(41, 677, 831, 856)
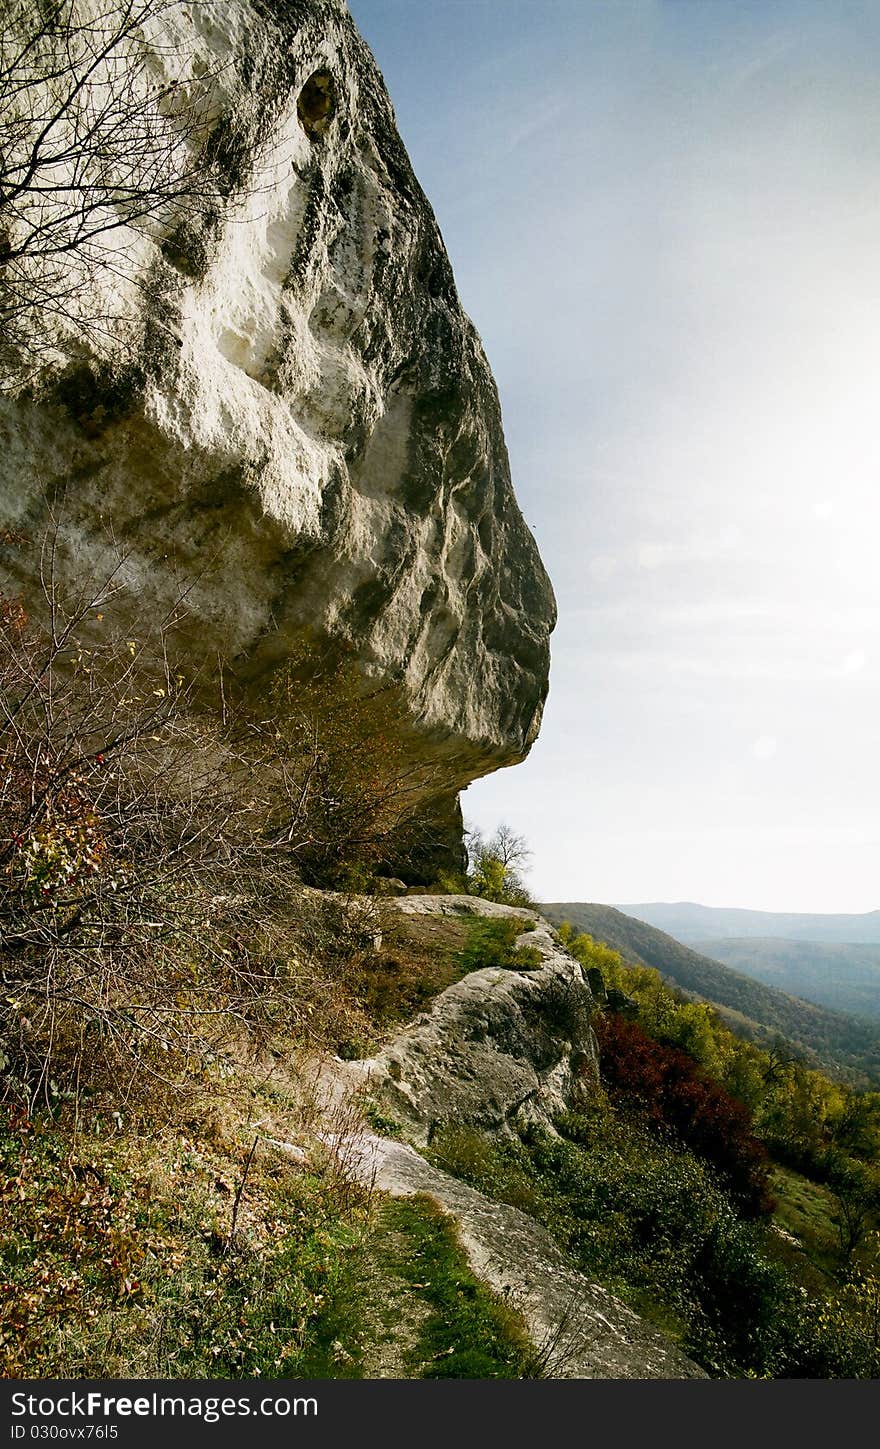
(352, 897, 600, 1140)
(0, 0, 556, 864)
(338, 1132, 705, 1379)
(320, 897, 702, 1379)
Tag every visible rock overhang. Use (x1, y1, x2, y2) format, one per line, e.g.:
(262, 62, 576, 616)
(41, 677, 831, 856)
(0, 0, 556, 855)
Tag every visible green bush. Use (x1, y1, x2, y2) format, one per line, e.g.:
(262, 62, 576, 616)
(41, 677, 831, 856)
(430, 1113, 868, 1377)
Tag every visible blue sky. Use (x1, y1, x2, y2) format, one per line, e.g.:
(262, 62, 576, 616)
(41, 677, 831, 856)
(349, 0, 880, 911)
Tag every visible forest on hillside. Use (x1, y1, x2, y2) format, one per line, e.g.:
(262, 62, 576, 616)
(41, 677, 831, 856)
(693, 938, 880, 1022)
(543, 904, 880, 1087)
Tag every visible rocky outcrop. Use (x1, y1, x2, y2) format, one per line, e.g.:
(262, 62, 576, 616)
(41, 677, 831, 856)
(0, 0, 555, 863)
(338, 1131, 705, 1379)
(320, 896, 703, 1379)
(350, 896, 600, 1140)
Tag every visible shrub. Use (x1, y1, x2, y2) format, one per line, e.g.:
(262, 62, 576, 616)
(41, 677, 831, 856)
(595, 1014, 772, 1215)
(266, 650, 443, 888)
(432, 1115, 799, 1376)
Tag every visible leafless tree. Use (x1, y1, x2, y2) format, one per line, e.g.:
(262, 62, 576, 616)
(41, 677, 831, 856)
(0, 526, 455, 1109)
(465, 821, 533, 905)
(484, 822, 531, 874)
(0, 0, 227, 382)
(0, 530, 271, 1106)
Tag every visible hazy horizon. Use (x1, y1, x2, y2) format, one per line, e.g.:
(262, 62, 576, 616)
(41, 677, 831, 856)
(562, 898, 880, 916)
(350, 0, 880, 914)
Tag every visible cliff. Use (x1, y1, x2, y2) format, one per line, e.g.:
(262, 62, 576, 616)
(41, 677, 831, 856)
(0, 0, 555, 868)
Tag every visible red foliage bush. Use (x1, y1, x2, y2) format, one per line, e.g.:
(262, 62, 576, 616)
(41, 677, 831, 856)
(595, 1013, 773, 1215)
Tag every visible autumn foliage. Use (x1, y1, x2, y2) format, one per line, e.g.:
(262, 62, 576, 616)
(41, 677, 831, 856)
(595, 1012, 772, 1215)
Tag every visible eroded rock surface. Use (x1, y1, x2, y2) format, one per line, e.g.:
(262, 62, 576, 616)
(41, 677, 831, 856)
(353, 895, 600, 1141)
(0, 0, 555, 855)
(334, 1131, 704, 1379)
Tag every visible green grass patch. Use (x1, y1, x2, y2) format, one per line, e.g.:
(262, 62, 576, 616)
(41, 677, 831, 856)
(348, 912, 543, 1047)
(765, 1166, 841, 1286)
(348, 912, 475, 1033)
(375, 1195, 538, 1378)
(771, 1166, 838, 1244)
(363, 1101, 404, 1138)
(0, 1108, 538, 1380)
(458, 917, 542, 974)
(344, 912, 543, 1049)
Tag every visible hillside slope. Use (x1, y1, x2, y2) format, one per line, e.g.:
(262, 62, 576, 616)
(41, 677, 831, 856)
(542, 903, 880, 1085)
(618, 902, 880, 944)
(694, 938, 880, 1022)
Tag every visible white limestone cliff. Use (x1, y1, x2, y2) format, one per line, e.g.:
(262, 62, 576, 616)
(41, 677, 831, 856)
(0, 0, 556, 867)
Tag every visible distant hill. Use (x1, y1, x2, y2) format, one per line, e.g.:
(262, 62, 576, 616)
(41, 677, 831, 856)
(542, 902, 880, 1087)
(694, 937, 880, 1022)
(616, 901, 880, 944)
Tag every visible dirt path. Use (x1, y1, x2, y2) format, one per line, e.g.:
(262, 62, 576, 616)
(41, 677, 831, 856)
(322, 1128, 704, 1379)
(312, 895, 705, 1379)
(355, 1220, 431, 1378)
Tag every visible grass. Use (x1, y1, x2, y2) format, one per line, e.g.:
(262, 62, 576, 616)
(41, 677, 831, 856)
(0, 1101, 372, 1379)
(0, 1088, 540, 1380)
(457, 917, 542, 974)
(763, 1166, 842, 1288)
(346, 909, 476, 1034)
(363, 1101, 404, 1137)
(9, 889, 872, 1381)
(371, 1196, 539, 1378)
(770, 1167, 838, 1245)
(345, 910, 544, 1051)
(0, 894, 553, 1381)
(339, 906, 544, 1051)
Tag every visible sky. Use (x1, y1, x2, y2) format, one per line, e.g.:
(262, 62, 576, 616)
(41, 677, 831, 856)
(348, 0, 880, 913)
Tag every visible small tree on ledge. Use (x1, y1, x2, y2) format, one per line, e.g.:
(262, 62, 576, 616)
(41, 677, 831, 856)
(464, 822, 533, 907)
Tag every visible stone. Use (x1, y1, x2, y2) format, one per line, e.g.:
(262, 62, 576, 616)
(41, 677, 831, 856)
(606, 986, 639, 1017)
(354, 896, 600, 1140)
(337, 1130, 706, 1379)
(0, 0, 556, 869)
(586, 965, 607, 999)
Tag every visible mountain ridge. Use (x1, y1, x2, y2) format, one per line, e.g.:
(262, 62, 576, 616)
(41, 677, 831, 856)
(693, 937, 880, 1023)
(616, 902, 880, 944)
(541, 901, 880, 1086)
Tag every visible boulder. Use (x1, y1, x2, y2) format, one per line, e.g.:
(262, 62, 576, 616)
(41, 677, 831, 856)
(356, 896, 600, 1139)
(0, 0, 555, 870)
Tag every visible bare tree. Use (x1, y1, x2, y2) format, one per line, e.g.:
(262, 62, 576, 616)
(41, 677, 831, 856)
(0, 526, 457, 1107)
(0, 0, 225, 381)
(484, 822, 531, 874)
(465, 822, 533, 906)
(0, 532, 272, 1105)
